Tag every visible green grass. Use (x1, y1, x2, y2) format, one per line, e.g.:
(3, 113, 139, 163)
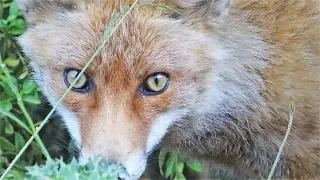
(1, 0, 49, 178)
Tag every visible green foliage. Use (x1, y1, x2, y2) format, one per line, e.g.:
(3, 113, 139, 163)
(159, 150, 203, 180)
(25, 157, 129, 180)
(0, 0, 47, 178)
(0, 0, 26, 35)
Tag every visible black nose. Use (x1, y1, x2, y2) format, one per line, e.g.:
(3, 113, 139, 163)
(107, 159, 130, 180)
(118, 171, 130, 180)
(108, 159, 118, 164)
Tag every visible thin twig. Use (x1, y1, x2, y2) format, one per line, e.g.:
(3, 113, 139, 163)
(267, 98, 295, 180)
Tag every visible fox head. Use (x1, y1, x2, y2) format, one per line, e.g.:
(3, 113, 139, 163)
(17, 0, 232, 178)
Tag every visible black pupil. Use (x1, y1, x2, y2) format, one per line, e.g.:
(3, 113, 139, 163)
(154, 75, 159, 85)
(140, 72, 170, 96)
(74, 71, 79, 80)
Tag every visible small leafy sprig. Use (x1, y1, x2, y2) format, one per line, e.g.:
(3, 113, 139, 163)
(25, 157, 129, 180)
(159, 150, 203, 180)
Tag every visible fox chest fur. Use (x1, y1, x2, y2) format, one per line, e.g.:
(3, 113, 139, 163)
(17, 0, 320, 179)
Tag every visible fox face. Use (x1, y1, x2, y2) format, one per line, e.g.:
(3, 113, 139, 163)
(17, 0, 232, 177)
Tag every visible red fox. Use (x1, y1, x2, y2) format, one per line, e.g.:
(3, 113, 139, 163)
(17, 0, 320, 179)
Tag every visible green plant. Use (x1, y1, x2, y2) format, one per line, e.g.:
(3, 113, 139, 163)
(1, 0, 50, 178)
(159, 150, 203, 180)
(25, 157, 129, 180)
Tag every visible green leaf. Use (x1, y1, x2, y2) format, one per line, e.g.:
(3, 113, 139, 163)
(4, 58, 20, 67)
(21, 80, 37, 94)
(0, 137, 16, 152)
(8, 26, 26, 35)
(174, 172, 186, 180)
(5, 119, 14, 135)
(159, 150, 168, 175)
(0, 19, 8, 29)
(0, 82, 15, 96)
(18, 71, 29, 80)
(165, 153, 176, 179)
(0, 82, 15, 97)
(0, 156, 6, 168)
(10, 18, 26, 29)
(9, 0, 20, 15)
(176, 160, 184, 173)
(0, 101, 13, 112)
(0, 109, 32, 134)
(0, 74, 18, 93)
(7, 14, 18, 22)
(22, 95, 41, 104)
(185, 159, 202, 173)
(3, 168, 25, 179)
(15, 133, 26, 152)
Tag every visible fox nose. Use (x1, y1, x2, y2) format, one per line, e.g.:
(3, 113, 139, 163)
(106, 160, 133, 180)
(107, 158, 118, 164)
(79, 149, 147, 179)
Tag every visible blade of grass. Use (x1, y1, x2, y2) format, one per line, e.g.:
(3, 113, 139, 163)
(0, 109, 32, 134)
(267, 98, 295, 180)
(0, 57, 50, 159)
(0, 1, 139, 179)
(0, 0, 3, 19)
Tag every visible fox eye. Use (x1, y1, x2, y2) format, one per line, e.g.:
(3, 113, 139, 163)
(64, 69, 93, 93)
(140, 72, 170, 96)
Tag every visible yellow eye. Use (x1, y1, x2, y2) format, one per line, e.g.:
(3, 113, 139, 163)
(140, 72, 170, 96)
(64, 69, 93, 93)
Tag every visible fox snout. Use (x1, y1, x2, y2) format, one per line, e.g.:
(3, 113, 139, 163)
(67, 98, 149, 178)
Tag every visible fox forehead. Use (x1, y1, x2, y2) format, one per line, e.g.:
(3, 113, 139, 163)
(20, 2, 209, 71)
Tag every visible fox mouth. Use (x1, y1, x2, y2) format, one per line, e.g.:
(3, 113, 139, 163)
(78, 151, 147, 180)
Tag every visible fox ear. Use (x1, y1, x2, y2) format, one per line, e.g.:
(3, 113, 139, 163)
(168, 0, 233, 25)
(16, 0, 83, 26)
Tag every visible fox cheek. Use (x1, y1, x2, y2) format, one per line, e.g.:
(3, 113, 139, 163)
(146, 109, 187, 153)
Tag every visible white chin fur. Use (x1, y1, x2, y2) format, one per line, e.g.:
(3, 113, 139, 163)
(146, 110, 186, 153)
(122, 151, 147, 180)
(29, 61, 82, 147)
(56, 105, 82, 146)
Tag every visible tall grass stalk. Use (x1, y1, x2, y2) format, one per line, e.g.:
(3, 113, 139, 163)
(267, 98, 295, 180)
(0, 56, 50, 159)
(0, 1, 139, 179)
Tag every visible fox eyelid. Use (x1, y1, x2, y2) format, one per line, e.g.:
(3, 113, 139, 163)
(63, 68, 95, 94)
(139, 72, 170, 96)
